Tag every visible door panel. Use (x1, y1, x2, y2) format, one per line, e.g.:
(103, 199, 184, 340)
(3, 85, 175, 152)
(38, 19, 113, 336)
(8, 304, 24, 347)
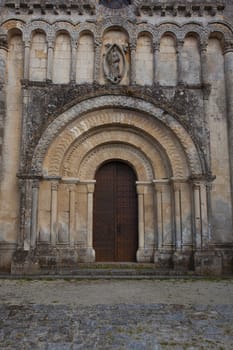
(93, 161, 138, 262)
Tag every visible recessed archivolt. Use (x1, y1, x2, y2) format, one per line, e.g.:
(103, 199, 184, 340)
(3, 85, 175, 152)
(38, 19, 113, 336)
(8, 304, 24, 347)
(34, 96, 203, 176)
(78, 144, 153, 181)
(59, 128, 170, 180)
(43, 110, 189, 178)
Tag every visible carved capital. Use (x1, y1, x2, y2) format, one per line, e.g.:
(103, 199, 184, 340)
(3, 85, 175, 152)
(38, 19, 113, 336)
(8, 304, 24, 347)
(176, 40, 184, 53)
(0, 35, 8, 51)
(153, 42, 160, 52)
(224, 40, 233, 55)
(199, 42, 208, 53)
(47, 37, 55, 49)
(203, 83, 212, 101)
(32, 179, 40, 189)
(129, 42, 137, 52)
(51, 181, 59, 191)
(94, 39, 101, 50)
(153, 179, 169, 193)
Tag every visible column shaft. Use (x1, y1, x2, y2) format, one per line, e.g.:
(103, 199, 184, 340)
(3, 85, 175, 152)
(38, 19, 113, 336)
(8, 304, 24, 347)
(50, 182, 58, 246)
(154, 184, 163, 249)
(153, 42, 160, 84)
(24, 42, 30, 80)
(200, 43, 208, 85)
(87, 183, 95, 248)
(130, 42, 137, 85)
(224, 44, 233, 221)
(94, 39, 101, 83)
(193, 183, 202, 249)
(69, 185, 76, 246)
(30, 180, 39, 249)
(47, 41, 54, 81)
(71, 41, 77, 83)
(173, 182, 182, 250)
(138, 193, 145, 249)
(176, 40, 184, 84)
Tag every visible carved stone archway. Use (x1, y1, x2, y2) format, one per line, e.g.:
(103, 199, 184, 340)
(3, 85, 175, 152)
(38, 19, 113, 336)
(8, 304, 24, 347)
(21, 97, 211, 268)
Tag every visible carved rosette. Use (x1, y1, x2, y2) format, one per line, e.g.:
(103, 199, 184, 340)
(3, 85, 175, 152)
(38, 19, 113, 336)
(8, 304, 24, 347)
(103, 44, 126, 84)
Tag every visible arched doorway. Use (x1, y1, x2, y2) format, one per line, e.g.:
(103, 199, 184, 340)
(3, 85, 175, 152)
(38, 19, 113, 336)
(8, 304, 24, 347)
(93, 161, 138, 262)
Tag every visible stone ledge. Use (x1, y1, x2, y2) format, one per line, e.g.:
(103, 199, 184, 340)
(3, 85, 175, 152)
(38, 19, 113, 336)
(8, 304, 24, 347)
(2, 0, 226, 17)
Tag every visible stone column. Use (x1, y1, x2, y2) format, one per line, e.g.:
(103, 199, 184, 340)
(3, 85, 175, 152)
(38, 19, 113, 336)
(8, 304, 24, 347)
(153, 41, 160, 84)
(69, 184, 76, 246)
(192, 178, 209, 250)
(200, 42, 209, 86)
(173, 181, 182, 251)
(0, 34, 8, 176)
(47, 38, 54, 82)
(172, 179, 194, 270)
(50, 181, 59, 246)
(30, 180, 40, 249)
(153, 180, 173, 268)
(0, 34, 8, 78)
(70, 40, 77, 83)
(193, 177, 221, 275)
(86, 181, 96, 261)
(137, 184, 145, 251)
(200, 41, 212, 173)
(18, 179, 26, 249)
(154, 182, 164, 250)
(130, 42, 137, 85)
(193, 181, 202, 249)
(94, 39, 101, 83)
(176, 40, 184, 84)
(224, 41, 233, 221)
(23, 40, 31, 80)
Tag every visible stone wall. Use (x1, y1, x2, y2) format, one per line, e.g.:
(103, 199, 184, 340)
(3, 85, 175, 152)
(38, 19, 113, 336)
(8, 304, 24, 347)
(0, 0, 232, 274)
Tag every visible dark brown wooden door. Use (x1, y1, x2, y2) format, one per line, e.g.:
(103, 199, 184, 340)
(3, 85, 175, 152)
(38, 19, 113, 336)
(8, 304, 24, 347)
(93, 161, 138, 262)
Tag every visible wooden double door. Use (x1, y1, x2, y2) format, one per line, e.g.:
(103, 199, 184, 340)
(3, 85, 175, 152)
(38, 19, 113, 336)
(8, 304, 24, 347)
(93, 161, 138, 262)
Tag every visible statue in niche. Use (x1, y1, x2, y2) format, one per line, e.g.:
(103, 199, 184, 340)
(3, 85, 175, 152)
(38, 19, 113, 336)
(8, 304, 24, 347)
(103, 44, 126, 84)
(99, 0, 130, 9)
(108, 46, 121, 82)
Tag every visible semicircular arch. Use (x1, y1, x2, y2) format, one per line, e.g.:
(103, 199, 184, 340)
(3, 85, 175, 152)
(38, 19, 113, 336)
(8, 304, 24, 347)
(32, 97, 204, 178)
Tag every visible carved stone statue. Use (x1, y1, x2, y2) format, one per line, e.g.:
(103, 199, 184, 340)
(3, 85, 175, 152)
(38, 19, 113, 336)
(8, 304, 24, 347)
(103, 44, 126, 84)
(108, 46, 121, 82)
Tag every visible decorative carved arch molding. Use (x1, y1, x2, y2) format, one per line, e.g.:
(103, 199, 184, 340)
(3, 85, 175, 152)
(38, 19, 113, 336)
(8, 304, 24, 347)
(55, 127, 170, 180)
(27, 96, 211, 263)
(32, 96, 204, 177)
(78, 144, 153, 181)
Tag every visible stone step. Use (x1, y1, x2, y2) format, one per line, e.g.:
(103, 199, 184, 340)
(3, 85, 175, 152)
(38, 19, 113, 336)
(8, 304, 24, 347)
(36, 263, 196, 278)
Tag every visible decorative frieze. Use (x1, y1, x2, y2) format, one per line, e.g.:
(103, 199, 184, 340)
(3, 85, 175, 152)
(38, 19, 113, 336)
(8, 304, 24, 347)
(2, 0, 225, 17)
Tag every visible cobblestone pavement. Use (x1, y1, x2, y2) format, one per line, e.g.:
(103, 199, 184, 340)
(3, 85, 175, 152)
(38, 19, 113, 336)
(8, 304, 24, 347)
(0, 279, 233, 349)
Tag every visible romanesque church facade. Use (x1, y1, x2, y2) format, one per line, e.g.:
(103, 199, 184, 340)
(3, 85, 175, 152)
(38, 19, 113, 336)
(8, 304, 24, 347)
(0, 0, 233, 274)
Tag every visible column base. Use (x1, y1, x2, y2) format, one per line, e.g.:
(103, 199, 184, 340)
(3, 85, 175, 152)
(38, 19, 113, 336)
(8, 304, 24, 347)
(78, 247, 95, 263)
(194, 250, 223, 275)
(172, 251, 194, 271)
(136, 248, 153, 262)
(154, 250, 173, 268)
